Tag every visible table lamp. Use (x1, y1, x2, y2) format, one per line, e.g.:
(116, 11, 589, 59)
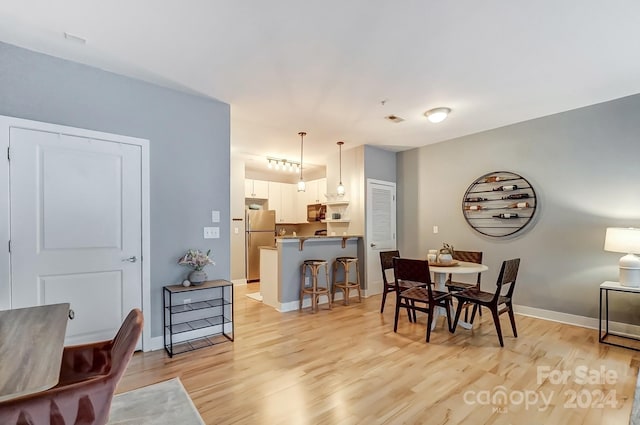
(604, 227, 640, 287)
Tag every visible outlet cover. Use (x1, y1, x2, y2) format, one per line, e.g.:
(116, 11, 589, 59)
(204, 227, 220, 239)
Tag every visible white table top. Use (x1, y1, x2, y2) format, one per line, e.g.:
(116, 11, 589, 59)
(600, 281, 640, 293)
(429, 261, 489, 275)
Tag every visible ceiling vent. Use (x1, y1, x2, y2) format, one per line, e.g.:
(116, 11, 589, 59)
(385, 115, 404, 123)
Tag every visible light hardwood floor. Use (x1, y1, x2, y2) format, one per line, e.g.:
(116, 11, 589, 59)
(118, 283, 640, 424)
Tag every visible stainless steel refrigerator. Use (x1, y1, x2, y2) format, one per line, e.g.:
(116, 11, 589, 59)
(245, 210, 276, 282)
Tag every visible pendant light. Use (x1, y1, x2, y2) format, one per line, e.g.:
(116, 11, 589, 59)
(336, 141, 345, 196)
(297, 131, 306, 192)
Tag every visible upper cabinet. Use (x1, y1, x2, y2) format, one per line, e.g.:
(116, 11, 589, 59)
(269, 182, 299, 223)
(245, 179, 269, 199)
(304, 178, 326, 205)
(247, 178, 327, 224)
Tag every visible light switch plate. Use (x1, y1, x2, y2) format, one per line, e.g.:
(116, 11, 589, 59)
(211, 210, 220, 223)
(433, 225, 439, 234)
(204, 227, 220, 239)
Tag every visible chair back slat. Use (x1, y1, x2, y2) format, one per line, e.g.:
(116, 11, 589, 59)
(393, 257, 433, 295)
(449, 250, 483, 285)
(493, 258, 521, 302)
(380, 250, 400, 286)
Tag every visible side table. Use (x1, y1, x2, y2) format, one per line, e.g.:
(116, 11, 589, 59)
(599, 281, 640, 351)
(163, 279, 234, 357)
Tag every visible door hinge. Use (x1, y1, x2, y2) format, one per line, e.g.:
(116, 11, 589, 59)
(7, 147, 9, 161)
(8, 240, 10, 253)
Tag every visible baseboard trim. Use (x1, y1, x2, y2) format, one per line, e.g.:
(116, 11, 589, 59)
(514, 304, 640, 337)
(149, 336, 164, 352)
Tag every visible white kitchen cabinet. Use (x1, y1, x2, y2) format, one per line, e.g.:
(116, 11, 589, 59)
(280, 183, 298, 223)
(304, 178, 326, 205)
(245, 179, 269, 199)
(268, 182, 283, 221)
(269, 182, 299, 223)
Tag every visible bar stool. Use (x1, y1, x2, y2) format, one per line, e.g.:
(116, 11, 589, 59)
(300, 259, 332, 313)
(332, 256, 362, 305)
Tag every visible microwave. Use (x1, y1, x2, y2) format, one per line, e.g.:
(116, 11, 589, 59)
(307, 204, 325, 222)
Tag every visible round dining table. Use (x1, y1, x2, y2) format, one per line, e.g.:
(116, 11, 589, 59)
(429, 261, 489, 330)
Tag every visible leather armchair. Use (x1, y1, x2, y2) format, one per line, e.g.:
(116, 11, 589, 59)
(0, 309, 143, 425)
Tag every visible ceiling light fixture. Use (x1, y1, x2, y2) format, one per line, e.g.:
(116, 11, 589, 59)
(336, 141, 345, 197)
(266, 157, 299, 172)
(297, 132, 306, 192)
(424, 107, 451, 123)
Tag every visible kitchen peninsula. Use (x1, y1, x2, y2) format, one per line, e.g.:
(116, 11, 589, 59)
(259, 235, 363, 312)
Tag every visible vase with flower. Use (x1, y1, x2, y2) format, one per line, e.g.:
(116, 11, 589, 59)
(178, 249, 215, 285)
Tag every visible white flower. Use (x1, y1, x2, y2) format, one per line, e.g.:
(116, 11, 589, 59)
(178, 249, 215, 271)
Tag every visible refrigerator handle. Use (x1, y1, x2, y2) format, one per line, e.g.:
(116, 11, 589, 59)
(248, 233, 251, 248)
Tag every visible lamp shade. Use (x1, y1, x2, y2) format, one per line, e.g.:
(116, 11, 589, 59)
(604, 227, 640, 254)
(605, 227, 640, 287)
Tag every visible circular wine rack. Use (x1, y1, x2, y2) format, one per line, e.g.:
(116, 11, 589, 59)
(462, 171, 538, 237)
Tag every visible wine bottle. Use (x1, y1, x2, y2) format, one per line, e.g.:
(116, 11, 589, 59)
(484, 176, 502, 183)
(464, 205, 483, 211)
(465, 196, 486, 202)
(493, 213, 519, 219)
(492, 185, 518, 191)
(508, 202, 530, 209)
(502, 193, 529, 200)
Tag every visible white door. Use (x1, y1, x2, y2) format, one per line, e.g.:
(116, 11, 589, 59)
(10, 128, 142, 346)
(365, 179, 396, 296)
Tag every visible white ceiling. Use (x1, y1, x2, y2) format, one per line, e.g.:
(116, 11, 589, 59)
(2, 1, 640, 169)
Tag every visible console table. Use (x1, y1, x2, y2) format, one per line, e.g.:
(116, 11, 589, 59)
(599, 281, 640, 351)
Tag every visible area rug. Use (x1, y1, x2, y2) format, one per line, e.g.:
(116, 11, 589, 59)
(108, 378, 205, 425)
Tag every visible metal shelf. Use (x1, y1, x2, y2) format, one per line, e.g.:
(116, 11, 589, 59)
(163, 280, 234, 358)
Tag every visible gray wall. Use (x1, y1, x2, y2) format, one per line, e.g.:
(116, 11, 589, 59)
(0, 42, 231, 337)
(398, 93, 640, 323)
(364, 145, 396, 183)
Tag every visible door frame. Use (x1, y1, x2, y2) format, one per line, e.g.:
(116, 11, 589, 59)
(0, 115, 152, 351)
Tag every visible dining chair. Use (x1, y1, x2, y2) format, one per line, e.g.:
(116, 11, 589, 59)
(445, 250, 483, 320)
(380, 251, 424, 322)
(0, 309, 143, 425)
(451, 258, 521, 347)
(393, 257, 453, 342)
(379, 250, 400, 313)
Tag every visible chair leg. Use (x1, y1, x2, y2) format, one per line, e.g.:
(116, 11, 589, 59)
(407, 300, 414, 323)
(380, 289, 388, 313)
(469, 304, 479, 324)
(426, 304, 434, 342)
(490, 308, 504, 347)
(507, 303, 517, 337)
(325, 264, 332, 310)
(451, 300, 465, 333)
(444, 299, 453, 332)
(394, 299, 401, 332)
